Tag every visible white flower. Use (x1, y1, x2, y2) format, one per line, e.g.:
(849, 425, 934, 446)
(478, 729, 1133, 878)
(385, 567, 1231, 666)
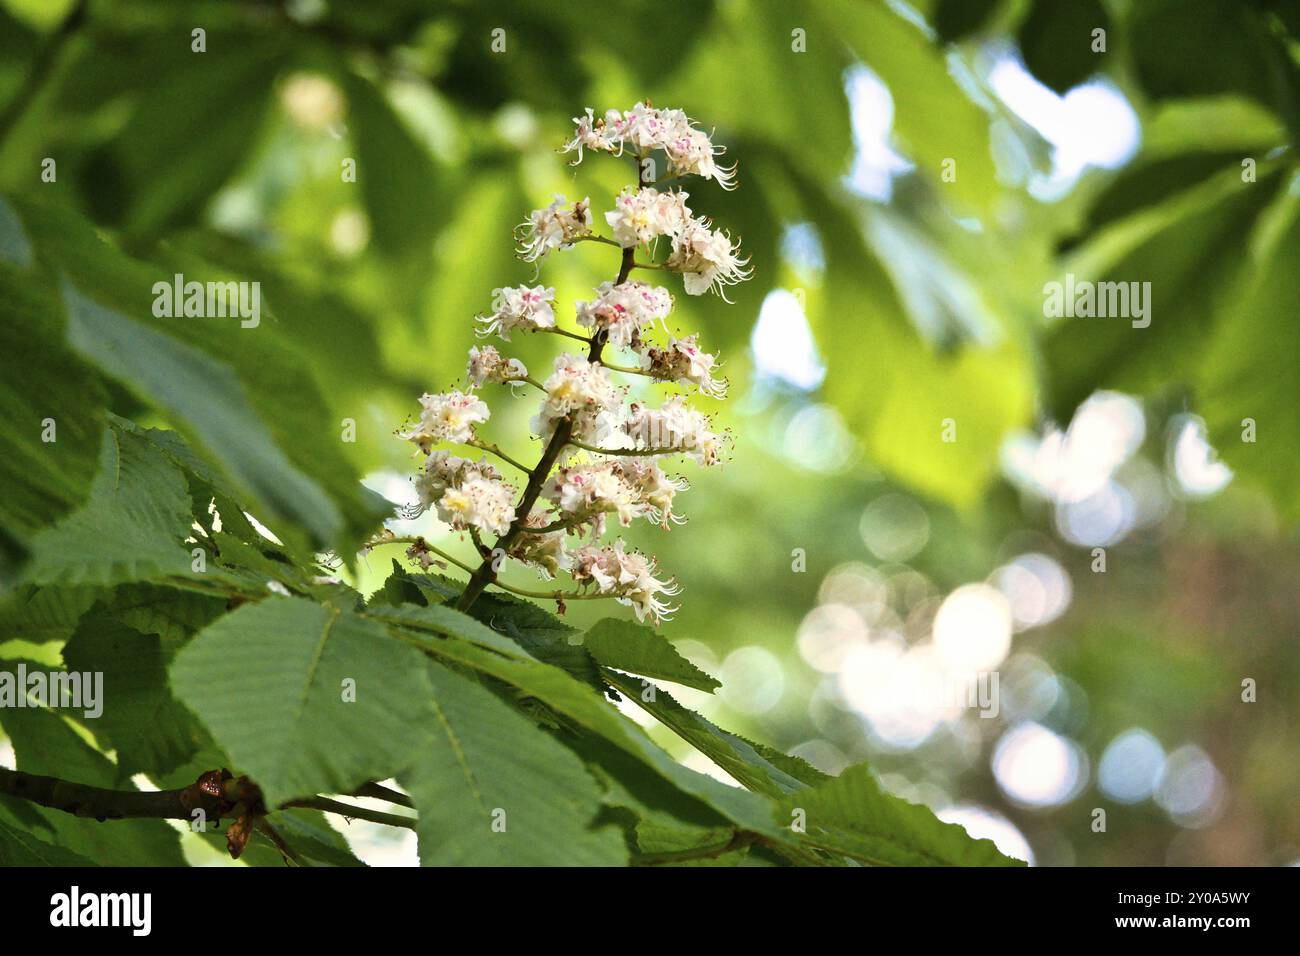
(544, 462, 641, 529)
(562, 108, 621, 162)
(570, 540, 680, 623)
(516, 195, 592, 262)
(639, 334, 727, 398)
(532, 353, 625, 444)
(575, 280, 673, 348)
(563, 103, 737, 190)
(399, 391, 490, 451)
(509, 507, 570, 579)
(615, 457, 688, 527)
(623, 395, 726, 466)
(438, 476, 517, 537)
(662, 115, 738, 190)
(477, 285, 556, 341)
(467, 345, 528, 387)
(604, 187, 691, 248)
(666, 217, 751, 299)
(412, 452, 517, 537)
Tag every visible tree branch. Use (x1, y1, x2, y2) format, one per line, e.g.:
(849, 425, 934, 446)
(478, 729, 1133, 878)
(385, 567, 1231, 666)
(0, 766, 238, 822)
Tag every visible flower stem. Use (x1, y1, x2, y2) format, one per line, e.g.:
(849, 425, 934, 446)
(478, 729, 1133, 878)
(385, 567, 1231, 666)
(467, 437, 532, 474)
(284, 796, 416, 831)
(569, 438, 683, 457)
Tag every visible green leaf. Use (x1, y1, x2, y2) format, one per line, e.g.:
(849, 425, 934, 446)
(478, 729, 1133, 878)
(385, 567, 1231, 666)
(23, 424, 194, 587)
(601, 669, 811, 798)
(1044, 163, 1284, 420)
(60, 279, 345, 549)
(832, 0, 1001, 214)
(1017, 0, 1109, 94)
(62, 618, 208, 777)
(340, 72, 448, 259)
(583, 617, 720, 692)
(380, 622, 784, 840)
(102, 583, 227, 644)
(83, 39, 281, 236)
(463, 592, 606, 691)
(366, 600, 541, 662)
(799, 179, 1032, 508)
(0, 583, 101, 644)
(0, 204, 107, 544)
(1198, 171, 1300, 519)
(0, 662, 187, 866)
(8, 197, 386, 553)
(0, 817, 100, 866)
(170, 596, 433, 807)
(401, 658, 626, 866)
(780, 763, 1023, 866)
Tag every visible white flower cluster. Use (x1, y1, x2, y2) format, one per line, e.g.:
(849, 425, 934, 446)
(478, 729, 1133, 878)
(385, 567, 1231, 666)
(413, 451, 517, 537)
(394, 105, 750, 624)
(570, 541, 681, 624)
(563, 102, 737, 191)
(476, 285, 555, 340)
(575, 280, 672, 348)
(515, 195, 592, 262)
(398, 390, 489, 451)
(467, 345, 527, 387)
(602, 187, 750, 300)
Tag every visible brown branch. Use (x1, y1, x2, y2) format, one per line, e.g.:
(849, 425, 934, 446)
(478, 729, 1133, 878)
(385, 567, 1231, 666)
(0, 766, 241, 823)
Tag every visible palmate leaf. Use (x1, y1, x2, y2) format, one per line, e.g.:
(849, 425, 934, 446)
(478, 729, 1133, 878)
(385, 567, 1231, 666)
(170, 596, 433, 807)
(781, 764, 1023, 867)
(376, 614, 784, 840)
(401, 659, 626, 866)
(22, 423, 194, 587)
(583, 617, 721, 693)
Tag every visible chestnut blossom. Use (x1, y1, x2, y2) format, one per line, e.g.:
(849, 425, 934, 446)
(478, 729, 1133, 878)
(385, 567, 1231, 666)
(467, 345, 528, 387)
(516, 195, 591, 262)
(477, 285, 556, 340)
(604, 187, 691, 248)
(532, 353, 625, 445)
(575, 280, 673, 348)
(570, 541, 680, 623)
(666, 218, 751, 299)
(399, 390, 489, 451)
(639, 334, 727, 398)
(564, 102, 737, 191)
(393, 104, 748, 624)
(623, 395, 726, 466)
(508, 507, 570, 579)
(413, 452, 517, 537)
(545, 462, 641, 530)
(614, 457, 687, 527)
